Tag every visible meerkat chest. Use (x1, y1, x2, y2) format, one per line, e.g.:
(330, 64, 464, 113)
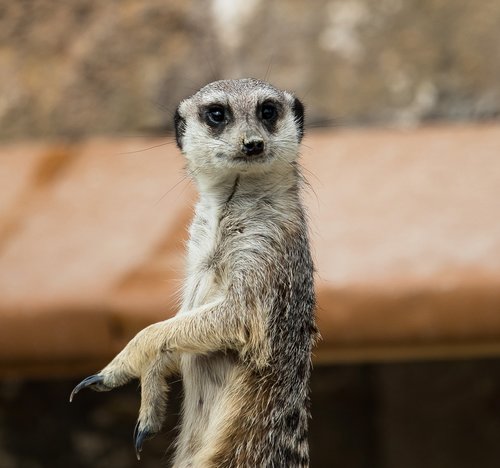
(182, 205, 244, 311)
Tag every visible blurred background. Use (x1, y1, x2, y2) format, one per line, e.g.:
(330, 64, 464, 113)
(1, 1, 500, 467)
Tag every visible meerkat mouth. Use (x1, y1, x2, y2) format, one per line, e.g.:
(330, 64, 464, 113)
(232, 154, 267, 163)
(232, 149, 273, 164)
(216, 152, 268, 163)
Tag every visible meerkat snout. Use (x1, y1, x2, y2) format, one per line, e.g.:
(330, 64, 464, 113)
(241, 134, 264, 156)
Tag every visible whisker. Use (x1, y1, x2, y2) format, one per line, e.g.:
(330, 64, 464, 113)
(264, 56, 274, 82)
(154, 171, 190, 206)
(306, 117, 349, 130)
(151, 99, 173, 115)
(115, 140, 176, 156)
(154, 166, 201, 206)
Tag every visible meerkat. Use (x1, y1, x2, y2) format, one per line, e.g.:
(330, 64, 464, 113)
(70, 78, 318, 467)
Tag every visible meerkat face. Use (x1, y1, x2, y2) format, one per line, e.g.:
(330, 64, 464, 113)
(174, 78, 304, 174)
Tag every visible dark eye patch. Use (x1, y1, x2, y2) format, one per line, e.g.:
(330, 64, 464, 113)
(258, 100, 281, 133)
(206, 105, 225, 126)
(261, 102, 278, 121)
(201, 104, 230, 130)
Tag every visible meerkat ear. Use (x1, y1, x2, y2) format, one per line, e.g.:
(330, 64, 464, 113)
(292, 97, 305, 142)
(174, 107, 186, 150)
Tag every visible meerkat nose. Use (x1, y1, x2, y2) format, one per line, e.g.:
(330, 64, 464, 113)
(241, 137, 264, 156)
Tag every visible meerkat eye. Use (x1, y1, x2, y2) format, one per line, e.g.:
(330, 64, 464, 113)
(205, 106, 226, 126)
(261, 102, 278, 121)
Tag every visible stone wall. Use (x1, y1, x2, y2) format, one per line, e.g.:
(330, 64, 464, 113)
(1, 0, 500, 139)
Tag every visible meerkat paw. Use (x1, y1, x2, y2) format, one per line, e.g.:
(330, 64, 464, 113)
(69, 322, 172, 458)
(133, 354, 170, 459)
(69, 374, 112, 401)
(70, 322, 165, 399)
(69, 350, 139, 402)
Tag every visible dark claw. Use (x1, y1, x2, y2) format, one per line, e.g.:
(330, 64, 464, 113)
(69, 374, 106, 402)
(134, 422, 153, 461)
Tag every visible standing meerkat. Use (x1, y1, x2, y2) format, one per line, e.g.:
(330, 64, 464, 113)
(71, 78, 318, 467)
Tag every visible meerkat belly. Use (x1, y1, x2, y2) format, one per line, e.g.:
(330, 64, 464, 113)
(176, 351, 243, 466)
(176, 242, 240, 463)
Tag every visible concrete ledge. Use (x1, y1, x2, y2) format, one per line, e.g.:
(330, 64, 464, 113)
(1, 124, 499, 377)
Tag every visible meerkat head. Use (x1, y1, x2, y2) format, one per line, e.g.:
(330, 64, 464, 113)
(174, 78, 304, 174)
